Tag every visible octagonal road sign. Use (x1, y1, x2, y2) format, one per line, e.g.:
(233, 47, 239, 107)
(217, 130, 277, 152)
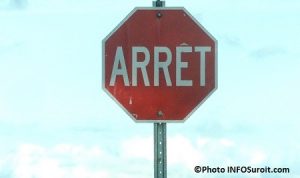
(102, 7, 217, 122)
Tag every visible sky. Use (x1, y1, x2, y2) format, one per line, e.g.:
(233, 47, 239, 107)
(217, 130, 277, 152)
(0, 0, 300, 177)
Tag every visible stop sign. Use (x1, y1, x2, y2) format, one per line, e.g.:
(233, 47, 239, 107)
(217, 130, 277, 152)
(102, 7, 217, 122)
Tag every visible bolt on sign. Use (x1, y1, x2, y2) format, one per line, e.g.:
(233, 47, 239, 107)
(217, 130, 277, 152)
(102, 7, 217, 122)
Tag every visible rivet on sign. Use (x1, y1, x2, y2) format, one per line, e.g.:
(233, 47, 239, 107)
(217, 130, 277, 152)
(157, 110, 164, 117)
(156, 12, 162, 18)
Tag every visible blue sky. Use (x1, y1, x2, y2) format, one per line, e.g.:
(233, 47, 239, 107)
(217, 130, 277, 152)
(0, 0, 300, 177)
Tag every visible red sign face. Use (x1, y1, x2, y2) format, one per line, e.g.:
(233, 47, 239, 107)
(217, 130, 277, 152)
(103, 7, 217, 122)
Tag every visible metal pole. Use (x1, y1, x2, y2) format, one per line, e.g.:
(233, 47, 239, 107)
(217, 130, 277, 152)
(153, 1, 166, 178)
(154, 123, 167, 178)
(152, 0, 165, 7)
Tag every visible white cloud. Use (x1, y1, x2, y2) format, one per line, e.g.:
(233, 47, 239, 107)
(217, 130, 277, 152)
(69, 166, 109, 178)
(249, 150, 266, 165)
(120, 135, 204, 168)
(53, 144, 103, 160)
(1, 144, 109, 178)
(169, 135, 204, 168)
(219, 138, 235, 147)
(119, 135, 270, 172)
(0, 135, 299, 178)
(120, 136, 153, 161)
(12, 144, 57, 178)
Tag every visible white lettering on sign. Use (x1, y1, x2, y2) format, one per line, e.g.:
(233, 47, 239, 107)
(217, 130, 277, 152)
(132, 47, 150, 86)
(176, 46, 193, 86)
(109, 46, 211, 87)
(109, 46, 130, 86)
(195, 46, 211, 86)
(154, 47, 172, 86)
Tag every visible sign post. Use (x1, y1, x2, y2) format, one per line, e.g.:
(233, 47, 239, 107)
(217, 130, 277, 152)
(154, 122, 167, 178)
